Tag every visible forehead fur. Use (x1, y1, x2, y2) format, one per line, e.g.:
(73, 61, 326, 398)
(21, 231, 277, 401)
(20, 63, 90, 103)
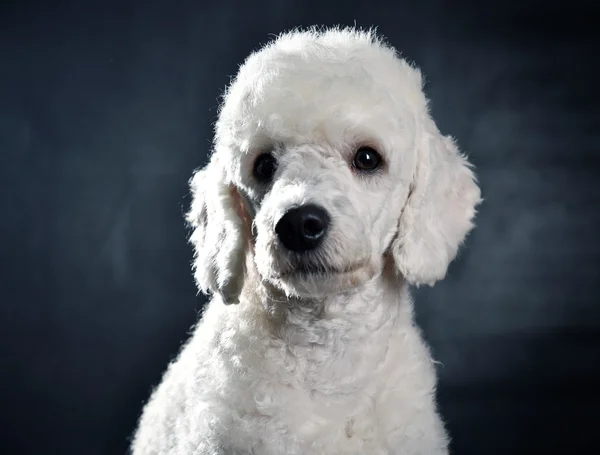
(215, 27, 428, 153)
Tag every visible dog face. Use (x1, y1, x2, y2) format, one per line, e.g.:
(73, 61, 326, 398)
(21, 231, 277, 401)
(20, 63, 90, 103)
(188, 28, 481, 303)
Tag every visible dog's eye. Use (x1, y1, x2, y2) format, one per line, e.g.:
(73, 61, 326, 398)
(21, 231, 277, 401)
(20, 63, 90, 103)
(253, 153, 278, 182)
(352, 147, 382, 172)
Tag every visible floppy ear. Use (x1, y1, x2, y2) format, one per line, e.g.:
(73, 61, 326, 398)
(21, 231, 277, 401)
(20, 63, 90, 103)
(392, 113, 482, 286)
(186, 158, 249, 305)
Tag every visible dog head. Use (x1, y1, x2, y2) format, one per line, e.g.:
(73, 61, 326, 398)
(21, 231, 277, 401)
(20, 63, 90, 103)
(187, 27, 481, 304)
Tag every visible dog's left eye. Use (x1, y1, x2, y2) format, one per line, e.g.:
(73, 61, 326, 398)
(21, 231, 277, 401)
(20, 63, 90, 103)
(253, 153, 278, 182)
(353, 147, 382, 172)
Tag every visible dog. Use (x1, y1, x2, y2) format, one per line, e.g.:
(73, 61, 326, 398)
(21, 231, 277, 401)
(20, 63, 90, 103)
(131, 26, 481, 455)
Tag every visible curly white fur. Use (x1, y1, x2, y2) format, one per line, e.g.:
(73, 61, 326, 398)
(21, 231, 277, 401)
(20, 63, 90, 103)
(131, 26, 481, 455)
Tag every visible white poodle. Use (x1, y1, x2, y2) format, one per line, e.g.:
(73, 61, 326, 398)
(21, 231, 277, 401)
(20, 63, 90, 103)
(131, 27, 481, 455)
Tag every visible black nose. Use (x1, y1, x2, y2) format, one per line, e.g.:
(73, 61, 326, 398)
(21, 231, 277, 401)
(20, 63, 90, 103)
(275, 204, 330, 253)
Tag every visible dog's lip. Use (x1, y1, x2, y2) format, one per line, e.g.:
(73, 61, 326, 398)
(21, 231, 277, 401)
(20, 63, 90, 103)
(278, 261, 367, 278)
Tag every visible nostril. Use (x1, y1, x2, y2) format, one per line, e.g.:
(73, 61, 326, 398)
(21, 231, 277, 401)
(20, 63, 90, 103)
(303, 215, 325, 239)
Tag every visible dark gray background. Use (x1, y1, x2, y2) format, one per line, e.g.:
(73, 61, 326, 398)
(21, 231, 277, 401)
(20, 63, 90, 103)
(1, 1, 599, 454)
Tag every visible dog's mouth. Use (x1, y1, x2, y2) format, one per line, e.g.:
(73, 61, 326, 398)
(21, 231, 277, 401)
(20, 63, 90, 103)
(278, 261, 367, 279)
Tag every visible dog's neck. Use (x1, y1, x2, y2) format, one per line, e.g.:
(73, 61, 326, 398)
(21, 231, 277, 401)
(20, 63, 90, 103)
(239, 256, 415, 395)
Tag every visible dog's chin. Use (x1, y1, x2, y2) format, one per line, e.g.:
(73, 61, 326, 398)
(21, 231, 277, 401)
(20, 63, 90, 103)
(267, 261, 379, 299)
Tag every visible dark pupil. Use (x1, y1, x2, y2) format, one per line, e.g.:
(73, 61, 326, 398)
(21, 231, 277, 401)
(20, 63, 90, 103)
(360, 151, 373, 166)
(255, 154, 277, 180)
(356, 148, 378, 169)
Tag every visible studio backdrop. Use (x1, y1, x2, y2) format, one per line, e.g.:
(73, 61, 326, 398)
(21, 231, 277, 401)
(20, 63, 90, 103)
(1, 1, 598, 454)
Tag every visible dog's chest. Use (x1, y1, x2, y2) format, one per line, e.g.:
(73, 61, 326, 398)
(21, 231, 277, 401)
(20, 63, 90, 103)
(234, 376, 391, 454)
(197, 297, 443, 454)
(218, 322, 408, 453)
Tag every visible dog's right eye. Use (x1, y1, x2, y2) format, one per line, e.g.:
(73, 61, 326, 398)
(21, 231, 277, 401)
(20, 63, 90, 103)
(352, 146, 382, 172)
(253, 153, 278, 182)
